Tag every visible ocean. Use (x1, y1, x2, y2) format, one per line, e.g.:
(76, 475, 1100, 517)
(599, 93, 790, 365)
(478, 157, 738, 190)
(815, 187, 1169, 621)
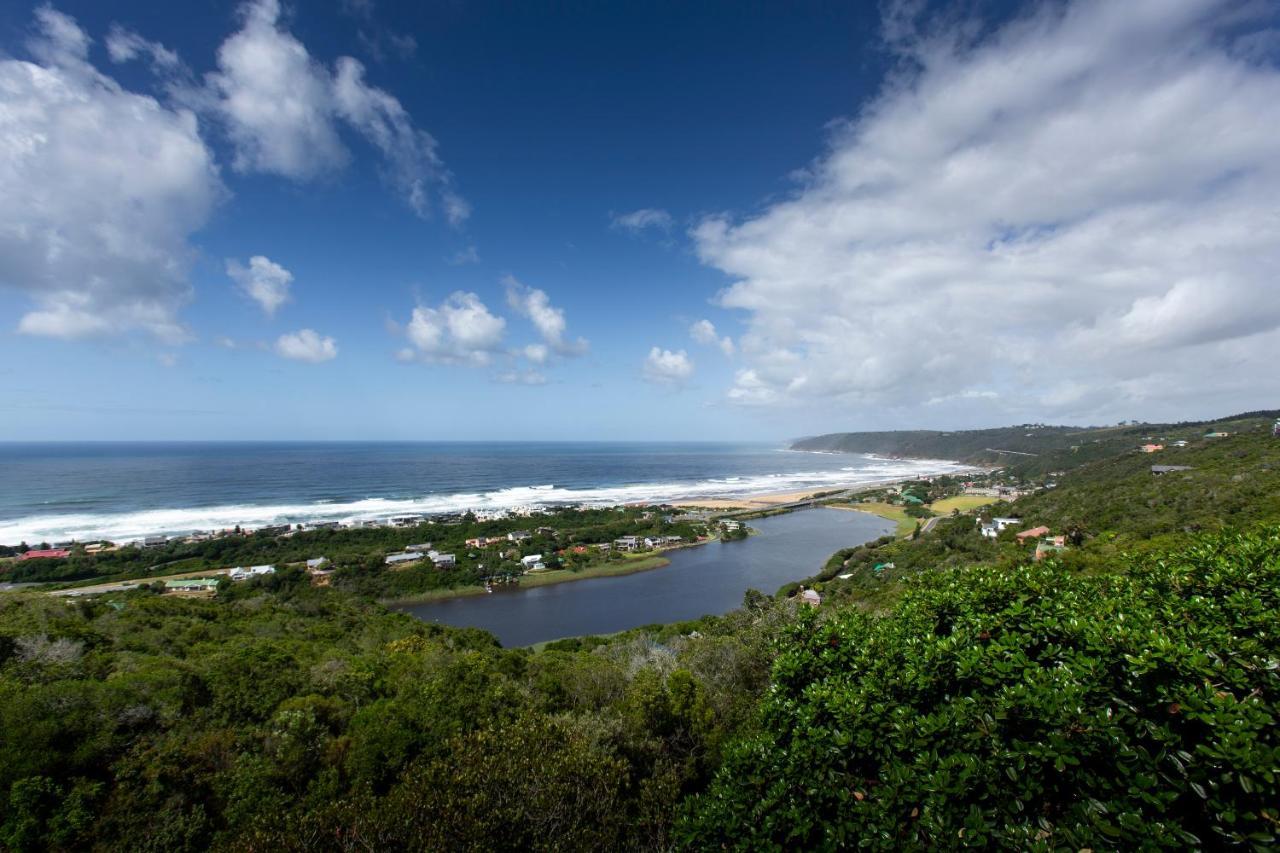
(0, 441, 969, 545)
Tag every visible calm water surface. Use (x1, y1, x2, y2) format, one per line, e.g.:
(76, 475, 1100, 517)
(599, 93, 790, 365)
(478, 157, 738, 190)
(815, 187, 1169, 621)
(393, 508, 892, 646)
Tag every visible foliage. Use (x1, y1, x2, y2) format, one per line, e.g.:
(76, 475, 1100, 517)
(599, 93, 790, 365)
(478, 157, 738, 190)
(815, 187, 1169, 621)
(680, 527, 1280, 850)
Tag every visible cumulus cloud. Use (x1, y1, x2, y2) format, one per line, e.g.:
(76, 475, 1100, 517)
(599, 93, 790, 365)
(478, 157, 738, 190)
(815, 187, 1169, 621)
(226, 255, 293, 316)
(692, 0, 1280, 422)
(644, 347, 694, 385)
(276, 328, 337, 362)
(0, 6, 223, 341)
(690, 319, 735, 356)
(612, 208, 673, 234)
(504, 275, 588, 356)
(402, 291, 507, 366)
(206, 0, 463, 219)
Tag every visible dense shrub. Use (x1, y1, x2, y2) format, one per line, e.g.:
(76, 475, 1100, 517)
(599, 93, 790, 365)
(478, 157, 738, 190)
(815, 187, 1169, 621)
(680, 527, 1280, 850)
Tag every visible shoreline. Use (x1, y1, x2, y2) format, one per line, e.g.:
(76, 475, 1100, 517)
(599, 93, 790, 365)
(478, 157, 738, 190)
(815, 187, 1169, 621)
(381, 554, 673, 606)
(2, 459, 972, 548)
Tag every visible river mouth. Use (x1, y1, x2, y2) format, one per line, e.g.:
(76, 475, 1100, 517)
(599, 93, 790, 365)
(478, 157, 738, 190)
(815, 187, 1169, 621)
(390, 507, 893, 646)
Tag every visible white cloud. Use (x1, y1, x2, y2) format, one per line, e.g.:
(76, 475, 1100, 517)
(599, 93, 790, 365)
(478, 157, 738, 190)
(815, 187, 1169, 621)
(226, 255, 293, 315)
(690, 319, 735, 356)
(612, 208, 673, 234)
(503, 275, 588, 356)
(692, 0, 1280, 423)
(403, 291, 506, 366)
(0, 6, 223, 341)
(105, 24, 182, 72)
(496, 369, 548, 386)
(644, 347, 694, 385)
(276, 328, 337, 362)
(206, 0, 463, 219)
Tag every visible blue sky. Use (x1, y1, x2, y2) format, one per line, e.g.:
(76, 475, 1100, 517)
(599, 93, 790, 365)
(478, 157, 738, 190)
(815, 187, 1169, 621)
(2, 0, 1279, 440)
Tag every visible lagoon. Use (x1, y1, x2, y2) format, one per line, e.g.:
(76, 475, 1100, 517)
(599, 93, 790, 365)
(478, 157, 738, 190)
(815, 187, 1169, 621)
(392, 507, 893, 646)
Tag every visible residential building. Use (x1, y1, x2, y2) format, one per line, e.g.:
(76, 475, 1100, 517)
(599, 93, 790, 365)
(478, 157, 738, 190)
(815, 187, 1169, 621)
(520, 554, 544, 569)
(508, 530, 532, 542)
(385, 552, 424, 566)
(799, 588, 822, 607)
(978, 517, 1021, 539)
(429, 552, 457, 568)
(1140, 443, 1164, 453)
(164, 578, 220, 595)
(305, 557, 329, 571)
(229, 565, 276, 581)
(1016, 525, 1051, 542)
(19, 549, 71, 560)
(615, 535, 644, 551)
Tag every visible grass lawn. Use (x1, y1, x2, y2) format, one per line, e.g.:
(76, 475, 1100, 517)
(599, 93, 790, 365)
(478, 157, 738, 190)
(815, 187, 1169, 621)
(834, 502, 918, 537)
(930, 495, 997, 515)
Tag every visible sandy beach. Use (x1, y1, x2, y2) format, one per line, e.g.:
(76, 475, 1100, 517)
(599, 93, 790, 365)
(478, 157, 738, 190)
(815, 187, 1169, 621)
(671, 488, 845, 510)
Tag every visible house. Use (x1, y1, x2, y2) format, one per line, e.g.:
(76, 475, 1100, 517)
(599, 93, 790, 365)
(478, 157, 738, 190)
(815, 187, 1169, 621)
(465, 537, 490, 548)
(390, 515, 424, 527)
(309, 521, 341, 530)
(594, 542, 613, 552)
(1016, 525, 1051, 543)
(429, 552, 456, 568)
(536, 526, 557, 537)
(305, 557, 329, 571)
(229, 565, 276, 581)
(1172, 440, 1189, 447)
(256, 525, 291, 537)
(979, 517, 1021, 539)
(1140, 444, 1164, 453)
(520, 554, 544, 569)
(799, 588, 822, 607)
(142, 536, 168, 548)
(508, 530, 532, 542)
(722, 520, 742, 532)
(164, 578, 220, 595)
(1035, 539, 1067, 561)
(406, 542, 434, 552)
(385, 551, 424, 566)
(1204, 431, 1230, 439)
(19, 549, 71, 560)
(1151, 465, 1194, 475)
(570, 545, 590, 554)
(615, 535, 644, 552)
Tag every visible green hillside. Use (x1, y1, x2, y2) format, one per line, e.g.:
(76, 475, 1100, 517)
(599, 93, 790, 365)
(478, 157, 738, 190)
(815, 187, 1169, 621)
(2, 415, 1280, 849)
(791, 410, 1280, 475)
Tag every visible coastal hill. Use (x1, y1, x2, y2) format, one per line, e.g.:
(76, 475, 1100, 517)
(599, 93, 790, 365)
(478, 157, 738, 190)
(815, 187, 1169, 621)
(791, 410, 1280, 474)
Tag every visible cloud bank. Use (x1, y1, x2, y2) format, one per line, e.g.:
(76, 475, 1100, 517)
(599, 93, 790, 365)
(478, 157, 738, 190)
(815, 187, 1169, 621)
(693, 0, 1280, 423)
(0, 6, 222, 341)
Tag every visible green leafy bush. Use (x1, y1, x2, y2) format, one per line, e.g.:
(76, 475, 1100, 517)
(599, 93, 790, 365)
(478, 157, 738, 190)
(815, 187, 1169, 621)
(680, 527, 1280, 850)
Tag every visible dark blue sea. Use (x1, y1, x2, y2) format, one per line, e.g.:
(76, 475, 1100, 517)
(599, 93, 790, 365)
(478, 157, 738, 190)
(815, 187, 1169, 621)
(0, 442, 968, 545)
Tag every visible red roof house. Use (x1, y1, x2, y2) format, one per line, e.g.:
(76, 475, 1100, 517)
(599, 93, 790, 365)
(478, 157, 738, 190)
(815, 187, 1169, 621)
(1015, 526, 1051, 542)
(20, 549, 71, 560)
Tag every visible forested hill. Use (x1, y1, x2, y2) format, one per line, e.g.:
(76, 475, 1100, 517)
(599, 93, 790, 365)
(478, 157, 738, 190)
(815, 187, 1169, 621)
(791, 410, 1280, 472)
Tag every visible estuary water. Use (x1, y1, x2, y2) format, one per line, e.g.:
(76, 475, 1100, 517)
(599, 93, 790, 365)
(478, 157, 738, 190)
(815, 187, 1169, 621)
(0, 441, 966, 545)
(392, 507, 893, 646)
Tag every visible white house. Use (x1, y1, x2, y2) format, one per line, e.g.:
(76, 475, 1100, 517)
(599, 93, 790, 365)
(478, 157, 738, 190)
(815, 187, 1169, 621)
(429, 552, 456, 568)
(305, 557, 329, 571)
(229, 565, 276, 581)
(979, 517, 1021, 539)
(520, 554, 543, 568)
(385, 551, 424, 565)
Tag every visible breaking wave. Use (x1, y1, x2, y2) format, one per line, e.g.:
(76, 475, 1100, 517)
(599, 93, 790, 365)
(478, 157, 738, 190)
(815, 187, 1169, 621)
(0, 456, 971, 545)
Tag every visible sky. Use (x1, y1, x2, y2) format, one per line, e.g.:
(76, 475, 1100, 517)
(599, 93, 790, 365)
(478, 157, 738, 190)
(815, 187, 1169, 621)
(1, 0, 1278, 441)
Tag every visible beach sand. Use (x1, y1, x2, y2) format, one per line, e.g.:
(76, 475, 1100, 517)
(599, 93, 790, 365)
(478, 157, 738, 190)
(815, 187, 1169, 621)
(671, 488, 839, 510)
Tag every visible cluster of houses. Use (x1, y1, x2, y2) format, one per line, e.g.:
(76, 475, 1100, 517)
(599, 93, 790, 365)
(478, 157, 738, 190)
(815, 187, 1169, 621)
(385, 544, 457, 568)
(978, 517, 1069, 561)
